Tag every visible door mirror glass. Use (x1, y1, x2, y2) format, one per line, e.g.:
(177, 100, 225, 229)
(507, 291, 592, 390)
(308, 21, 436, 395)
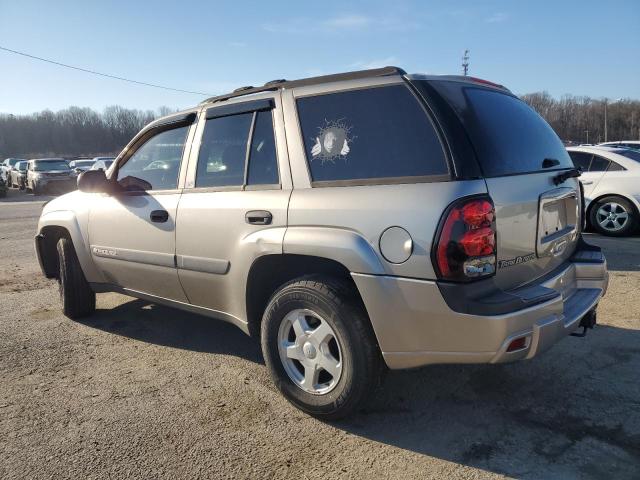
(77, 169, 110, 193)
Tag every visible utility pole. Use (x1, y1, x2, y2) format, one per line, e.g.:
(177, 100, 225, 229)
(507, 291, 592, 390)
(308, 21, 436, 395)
(462, 50, 469, 76)
(604, 99, 608, 143)
(585, 130, 589, 144)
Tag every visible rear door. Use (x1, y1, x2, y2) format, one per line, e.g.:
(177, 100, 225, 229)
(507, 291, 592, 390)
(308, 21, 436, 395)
(425, 81, 580, 290)
(568, 151, 607, 199)
(175, 93, 291, 321)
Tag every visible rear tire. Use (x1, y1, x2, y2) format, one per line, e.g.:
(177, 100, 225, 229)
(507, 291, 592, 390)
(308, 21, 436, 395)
(589, 196, 637, 237)
(261, 275, 382, 419)
(56, 237, 96, 319)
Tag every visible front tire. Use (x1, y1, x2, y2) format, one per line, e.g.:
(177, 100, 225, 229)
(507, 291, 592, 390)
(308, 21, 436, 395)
(261, 276, 382, 419)
(589, 196, 637, 236)
(56, 237, 96, 319)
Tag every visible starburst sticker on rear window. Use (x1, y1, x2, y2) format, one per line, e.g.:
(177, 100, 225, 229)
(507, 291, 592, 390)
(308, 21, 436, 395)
(310, 119, 355, 164)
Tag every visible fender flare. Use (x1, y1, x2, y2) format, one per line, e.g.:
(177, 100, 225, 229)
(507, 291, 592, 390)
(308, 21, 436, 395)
(283, 226, 385, 275)
(37, 210, 105, 283)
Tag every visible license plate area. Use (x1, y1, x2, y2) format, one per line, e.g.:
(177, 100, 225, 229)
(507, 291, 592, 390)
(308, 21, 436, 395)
(537, 187, 579, 258)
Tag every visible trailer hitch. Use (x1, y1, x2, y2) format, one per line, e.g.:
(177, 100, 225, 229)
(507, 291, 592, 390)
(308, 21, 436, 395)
(570, 309, 597, 337)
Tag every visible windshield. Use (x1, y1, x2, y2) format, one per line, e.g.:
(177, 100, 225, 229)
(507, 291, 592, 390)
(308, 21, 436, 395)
(426, 81, 574, 176)
(33, 160, 70, 171)
(75, 160, 95, 167)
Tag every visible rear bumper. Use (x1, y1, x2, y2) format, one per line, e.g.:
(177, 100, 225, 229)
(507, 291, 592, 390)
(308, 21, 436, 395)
(352, 241, 608, 369)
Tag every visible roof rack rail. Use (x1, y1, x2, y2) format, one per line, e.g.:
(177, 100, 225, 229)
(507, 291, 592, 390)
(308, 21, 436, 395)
(233, 85, 254, 93)
(264, 79, 287, 86)
(200, 66, 406, 105)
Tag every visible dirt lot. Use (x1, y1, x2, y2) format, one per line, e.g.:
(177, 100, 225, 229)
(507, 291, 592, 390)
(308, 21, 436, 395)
(1, 188, 639, 479)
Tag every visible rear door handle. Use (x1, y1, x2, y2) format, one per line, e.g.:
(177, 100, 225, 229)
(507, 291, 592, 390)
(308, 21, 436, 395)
(150, 210, 169, 223)
(581, 181, 593, 185)
(245, 210, 272, 225)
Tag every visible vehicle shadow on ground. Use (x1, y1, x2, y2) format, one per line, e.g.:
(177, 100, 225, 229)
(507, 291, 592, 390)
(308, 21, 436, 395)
(78, 299, 263, 364)
(337, 324, 640, 479)
(585, 234, 640, 272)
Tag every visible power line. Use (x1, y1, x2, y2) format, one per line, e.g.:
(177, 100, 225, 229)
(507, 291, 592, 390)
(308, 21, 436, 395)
(0, 45, 211, 96)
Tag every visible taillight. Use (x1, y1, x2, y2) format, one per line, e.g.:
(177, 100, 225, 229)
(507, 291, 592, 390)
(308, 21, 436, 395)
(434, 197, 496, 281)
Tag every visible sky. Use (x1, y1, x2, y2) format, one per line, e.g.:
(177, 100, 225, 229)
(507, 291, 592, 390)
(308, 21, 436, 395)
(0, 0, 639, 115)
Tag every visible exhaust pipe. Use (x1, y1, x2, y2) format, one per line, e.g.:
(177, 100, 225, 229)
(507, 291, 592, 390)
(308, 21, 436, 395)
(570, 309, 597, 337)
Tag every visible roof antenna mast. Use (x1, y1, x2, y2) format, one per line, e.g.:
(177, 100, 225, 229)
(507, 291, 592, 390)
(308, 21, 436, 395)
(462, 49, 470, 76)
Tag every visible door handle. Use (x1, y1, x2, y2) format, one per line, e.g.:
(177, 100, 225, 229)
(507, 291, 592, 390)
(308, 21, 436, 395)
(245, 210, 272, 225)
(581, 181, 593, 185)
(150, 210, 169, 223)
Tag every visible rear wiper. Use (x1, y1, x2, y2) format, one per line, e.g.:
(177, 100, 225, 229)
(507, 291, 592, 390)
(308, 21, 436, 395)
(553, 168, 581, 185)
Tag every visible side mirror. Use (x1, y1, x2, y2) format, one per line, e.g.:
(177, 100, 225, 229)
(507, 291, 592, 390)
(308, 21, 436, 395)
(77, 169, 111, 193)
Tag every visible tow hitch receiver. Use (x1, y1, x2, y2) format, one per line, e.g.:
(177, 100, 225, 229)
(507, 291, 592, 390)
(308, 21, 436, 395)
(570, 309, 597, 338)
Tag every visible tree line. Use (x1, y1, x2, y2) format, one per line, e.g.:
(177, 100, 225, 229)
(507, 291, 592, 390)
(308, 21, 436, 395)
(521, 93, 640, 144)
(0, 106, 175, 159)
(1, 94, 639, 159)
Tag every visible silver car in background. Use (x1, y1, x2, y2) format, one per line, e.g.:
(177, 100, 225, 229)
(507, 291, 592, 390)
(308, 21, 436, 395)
(69, 159, 96, 174)
(35, 67, 608, 418)
(9, 160, 29, 189)
(90, 157, 115, 171)
(26, 158, 74, 195)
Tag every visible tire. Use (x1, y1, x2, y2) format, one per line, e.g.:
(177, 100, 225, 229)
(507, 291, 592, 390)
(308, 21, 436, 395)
(32, 184, 40, 195)
(589, 196, 637, 237)
(261, 275, 382, 419)
(56, 237, 96, 319)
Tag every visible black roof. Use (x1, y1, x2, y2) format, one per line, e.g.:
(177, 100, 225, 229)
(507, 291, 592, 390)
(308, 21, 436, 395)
(200, 66, 406, 105)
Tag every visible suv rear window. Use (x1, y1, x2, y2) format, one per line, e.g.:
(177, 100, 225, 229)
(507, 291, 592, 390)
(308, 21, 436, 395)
(296, 85, 448, 183)
(428, 82, 573, 177)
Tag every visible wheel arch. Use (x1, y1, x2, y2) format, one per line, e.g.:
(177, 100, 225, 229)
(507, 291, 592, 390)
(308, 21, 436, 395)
(36, 211, 104, 282)
(586, 193, 640, 229)
(245, 254, 371, 339)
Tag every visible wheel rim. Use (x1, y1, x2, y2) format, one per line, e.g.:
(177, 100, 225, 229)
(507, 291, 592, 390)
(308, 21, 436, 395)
(277, 308, 343, 395)
(596, 202, 629, 232)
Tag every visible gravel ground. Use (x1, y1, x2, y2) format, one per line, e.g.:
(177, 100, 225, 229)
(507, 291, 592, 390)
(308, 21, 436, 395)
(1, 188, 639, 479)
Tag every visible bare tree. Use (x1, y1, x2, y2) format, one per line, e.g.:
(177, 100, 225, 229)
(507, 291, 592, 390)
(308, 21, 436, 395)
(0, 106, 172, 158)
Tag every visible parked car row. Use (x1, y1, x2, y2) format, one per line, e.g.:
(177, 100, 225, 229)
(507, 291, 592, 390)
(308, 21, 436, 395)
(1, 156, 115, 195)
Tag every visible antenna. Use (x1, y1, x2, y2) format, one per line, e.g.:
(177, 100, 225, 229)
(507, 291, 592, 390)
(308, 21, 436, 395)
(462, 49, 470, 76)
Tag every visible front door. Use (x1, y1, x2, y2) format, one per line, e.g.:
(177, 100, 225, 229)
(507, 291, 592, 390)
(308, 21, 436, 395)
(89, 117, 196, 301)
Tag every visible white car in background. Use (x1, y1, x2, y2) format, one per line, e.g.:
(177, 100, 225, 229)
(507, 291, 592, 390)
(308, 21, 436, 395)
(567, 146, 640, 236)
(598, 140, 640, 150)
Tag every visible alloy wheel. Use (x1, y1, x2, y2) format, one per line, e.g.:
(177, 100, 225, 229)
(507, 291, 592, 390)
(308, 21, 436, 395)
(277, 308, 343, 395)
(596, 202, 629, 232)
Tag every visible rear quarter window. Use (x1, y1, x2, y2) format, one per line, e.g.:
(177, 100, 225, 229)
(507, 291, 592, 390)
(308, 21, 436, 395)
(428, 82, 573, 177)
(296, 85, 448, 183)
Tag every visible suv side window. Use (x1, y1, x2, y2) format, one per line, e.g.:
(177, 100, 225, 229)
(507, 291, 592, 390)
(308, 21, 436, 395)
(296, 85, 448, 183)
(568, 151, 592, 171)
(195, 108, 279, 188)
(117, 125, 189, 191)
(196, 113, 252, 188)
(247, 111, 279, 186)
(589, 155, 610, 172)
